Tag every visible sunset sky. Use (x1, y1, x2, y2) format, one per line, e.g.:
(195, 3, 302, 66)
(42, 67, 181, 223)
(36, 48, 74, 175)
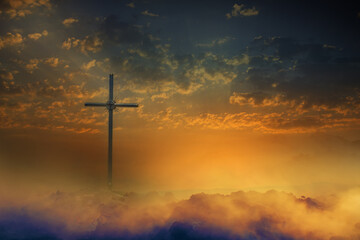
(1, 1, 360, 239)
(0, 0, 360, 194)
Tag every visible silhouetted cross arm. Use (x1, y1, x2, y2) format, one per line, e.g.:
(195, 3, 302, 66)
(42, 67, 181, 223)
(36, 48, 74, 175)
(85, 103, 107, 107)
(115, 103, 138, 107)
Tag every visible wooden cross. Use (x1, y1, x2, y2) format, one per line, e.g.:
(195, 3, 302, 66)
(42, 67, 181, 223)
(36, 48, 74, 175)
(85, 74, 138, 189)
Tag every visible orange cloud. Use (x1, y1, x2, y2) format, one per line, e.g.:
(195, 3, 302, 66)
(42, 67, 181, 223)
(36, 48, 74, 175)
(1, 0, 51, 18)
(4, 8, 31, 18)
(27, 30, 48, 40)
(44, 57, 60, 67)
(0, 71, 14, 80)
(0, 32, 23, 49)
(141, 9, 159, 17)
(81, 59, 96, 71)
(151, 93, 170, 102)
(25, 58, 40, 72)
(137, 103, 360, 134)
(4, 0, 51, 9)
(226, 4, 259, 19)
(62, 17, 79, 26)
(62, 35, 103, 54)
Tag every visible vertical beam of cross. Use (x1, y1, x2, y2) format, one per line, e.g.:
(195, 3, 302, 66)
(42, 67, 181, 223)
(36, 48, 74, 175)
(108, 74, 113, 189)
(85, 74, 139, 189)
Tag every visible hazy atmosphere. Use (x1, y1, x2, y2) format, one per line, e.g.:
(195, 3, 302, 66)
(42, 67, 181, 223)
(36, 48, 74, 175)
(0, 0, 360, 239)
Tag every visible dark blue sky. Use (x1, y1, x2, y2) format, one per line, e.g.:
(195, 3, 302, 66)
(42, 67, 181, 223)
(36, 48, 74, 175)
(48, 0, 360, 55)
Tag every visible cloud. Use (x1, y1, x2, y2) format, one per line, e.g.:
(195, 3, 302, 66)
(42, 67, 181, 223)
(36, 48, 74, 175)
(0, 70, 21, 98)
(141, 9, 159, 17)
(62, 35, 103, 55)
(0, 71, 14, 81)
(0, 0, 51, 9)
(227, 37, 360, 131)
(224, 54, 249, 66)
(62, 17, 79, 26)
(61, 38, 73, 50)
(0, 0, 51, 19)
(44, 57, 59, 67)
(137, 102, 360, 133)
(27, 33, 42, 40)
(25, 58, 40, 72)
(0, 67, 113, 133)
(151, 92, 170, 102)
(3, 8, 31, 18)
(27, 30, 47, 40)
(235, 37, 360, 108)
(108, 49, 244, 95)
(196, 36, 234, 48)
(81, 59, 96, 71)
(98, 15, 212, 93)
(0, 71, 22, 96)
(126, 2, 135, 8)
(75, 16, 243, 96)
(110, 55, 173, 89)
(99, 15, 152, 46)
(0, 32, 23, 49)
(80, 36, 103, 54)
(226, 4, 259, 19)
(0, 188, 359, 239)
(22, 57, 61, 72)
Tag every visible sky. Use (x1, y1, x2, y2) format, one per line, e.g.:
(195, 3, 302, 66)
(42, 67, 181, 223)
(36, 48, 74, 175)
(1, 0, 360, 239)
(0, 0, 360, 193)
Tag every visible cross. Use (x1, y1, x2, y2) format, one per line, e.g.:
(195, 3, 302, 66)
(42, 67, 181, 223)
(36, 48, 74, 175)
(85, 74, 138, 189)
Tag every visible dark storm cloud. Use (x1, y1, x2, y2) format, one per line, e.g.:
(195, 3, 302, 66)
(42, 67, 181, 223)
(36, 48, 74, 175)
(231, 37, 360, 109)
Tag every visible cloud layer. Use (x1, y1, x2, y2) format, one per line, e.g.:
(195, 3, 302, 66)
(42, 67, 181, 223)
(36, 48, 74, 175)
(0, 0, 359, 135)
(0, 188, 359, 240)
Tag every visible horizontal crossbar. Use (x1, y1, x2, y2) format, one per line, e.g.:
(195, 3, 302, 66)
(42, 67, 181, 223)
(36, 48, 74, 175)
(85, 103, 106, 107)
(115, 103, 139, 107)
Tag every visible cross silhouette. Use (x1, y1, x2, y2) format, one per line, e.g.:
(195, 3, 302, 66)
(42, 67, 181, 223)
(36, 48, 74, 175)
(85, 74, 138, 188)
